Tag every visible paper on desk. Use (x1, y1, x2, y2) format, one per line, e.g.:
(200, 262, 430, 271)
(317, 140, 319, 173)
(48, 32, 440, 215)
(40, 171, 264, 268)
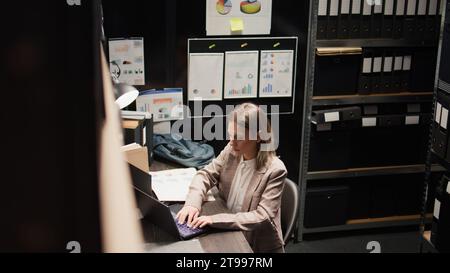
(150, 168, 216, 202)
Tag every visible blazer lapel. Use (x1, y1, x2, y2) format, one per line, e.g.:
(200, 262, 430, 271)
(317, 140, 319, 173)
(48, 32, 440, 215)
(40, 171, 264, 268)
(241, 166, 268, 213)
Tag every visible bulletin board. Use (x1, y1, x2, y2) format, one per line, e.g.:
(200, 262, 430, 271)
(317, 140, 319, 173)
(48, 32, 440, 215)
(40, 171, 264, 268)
(187, 37, 299, 118)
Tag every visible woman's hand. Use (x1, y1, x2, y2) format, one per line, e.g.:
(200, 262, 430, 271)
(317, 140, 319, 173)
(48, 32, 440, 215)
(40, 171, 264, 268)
(191, 216, 213, 229)
(176, 206, 200, 227)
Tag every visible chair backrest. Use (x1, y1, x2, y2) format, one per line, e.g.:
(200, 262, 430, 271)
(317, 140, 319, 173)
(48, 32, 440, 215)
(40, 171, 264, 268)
(281, 178, 300, 245)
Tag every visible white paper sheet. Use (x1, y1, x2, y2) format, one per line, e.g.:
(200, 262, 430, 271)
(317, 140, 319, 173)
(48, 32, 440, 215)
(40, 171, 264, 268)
(136, 89, 184, 123)
(206, 0, 272, 36)
(384, 57, 393, 72)
(428, 0, 438, 15)
(318, 0, 328, 16)
(224, 51, 259, 99)
(441, 108, 449, 129)
(434, 199, 441, 219)
(384, 0, 394, 15)
(108, 38, 145, 86)
(436, 103, 442, 123)
(150, 168, 215, 202)
(341, 0, 351, 14)
(325, 112, 340, 123)
(394, 56, 404, 71)
(402, 55, 411, 71)
(352, 0, 362, 14)
(259, 50, 294, 98)
(396, 0, 406, 15)
(188, 53, 224, 101)
(405, 115, 420, 125)
(363, 58, 373, 73)
(363, 117, 377, 127)
(373, 57, 383, 73)
(407, 0, 417, 15)
(447, 182, 450, 194)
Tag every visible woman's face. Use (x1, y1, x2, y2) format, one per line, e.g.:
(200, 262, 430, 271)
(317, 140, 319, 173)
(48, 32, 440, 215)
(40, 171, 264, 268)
(228, 122, 258, 157)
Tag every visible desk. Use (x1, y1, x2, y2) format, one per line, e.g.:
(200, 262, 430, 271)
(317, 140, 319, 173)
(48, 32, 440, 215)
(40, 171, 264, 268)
(143, 160, 253, 253)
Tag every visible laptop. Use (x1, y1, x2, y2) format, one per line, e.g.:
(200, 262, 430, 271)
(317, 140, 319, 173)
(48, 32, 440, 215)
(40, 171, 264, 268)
(134, 187, 208, 240)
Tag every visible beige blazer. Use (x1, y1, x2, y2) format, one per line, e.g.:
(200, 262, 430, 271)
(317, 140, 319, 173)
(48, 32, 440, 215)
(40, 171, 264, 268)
(185, 144, 288, 253)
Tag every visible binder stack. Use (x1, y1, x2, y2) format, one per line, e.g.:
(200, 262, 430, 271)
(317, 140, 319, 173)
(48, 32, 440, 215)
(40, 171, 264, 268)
(317, 0, 443, 41)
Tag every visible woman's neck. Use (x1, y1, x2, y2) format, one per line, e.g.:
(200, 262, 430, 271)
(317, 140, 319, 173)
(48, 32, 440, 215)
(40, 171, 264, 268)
(243, 150, 257, 161)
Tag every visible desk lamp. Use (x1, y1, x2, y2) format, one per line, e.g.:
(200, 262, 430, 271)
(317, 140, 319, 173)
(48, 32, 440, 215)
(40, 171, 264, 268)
(113, 78, 139, 110)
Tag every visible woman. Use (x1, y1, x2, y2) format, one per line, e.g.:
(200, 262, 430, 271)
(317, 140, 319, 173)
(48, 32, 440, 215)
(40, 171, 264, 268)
(176, 103, 288, 253)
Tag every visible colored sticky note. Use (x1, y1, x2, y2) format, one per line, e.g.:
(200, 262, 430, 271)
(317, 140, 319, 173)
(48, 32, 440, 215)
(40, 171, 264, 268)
(230, 18, 244, 32)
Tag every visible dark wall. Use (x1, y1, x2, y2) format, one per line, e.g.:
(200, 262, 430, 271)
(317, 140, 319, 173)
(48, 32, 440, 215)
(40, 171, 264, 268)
(103, 0, 309, 182)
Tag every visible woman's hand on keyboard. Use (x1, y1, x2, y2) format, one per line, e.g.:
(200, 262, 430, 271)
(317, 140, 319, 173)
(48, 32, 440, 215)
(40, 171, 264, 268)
(176, 206, 200, 227)
(191, 216, 213, 229)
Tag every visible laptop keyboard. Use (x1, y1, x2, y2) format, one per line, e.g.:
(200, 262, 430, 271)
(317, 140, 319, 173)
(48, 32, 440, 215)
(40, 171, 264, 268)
(171, 212, 206, 239)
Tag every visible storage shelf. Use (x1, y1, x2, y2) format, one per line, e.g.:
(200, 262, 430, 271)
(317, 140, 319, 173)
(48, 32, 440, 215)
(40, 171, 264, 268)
(316, 39, 437, 48)
(303, 214, 432, 234)
(431, 150, 450, 170)
(312, 92, 434, 106)
(307, 164, 445, 181)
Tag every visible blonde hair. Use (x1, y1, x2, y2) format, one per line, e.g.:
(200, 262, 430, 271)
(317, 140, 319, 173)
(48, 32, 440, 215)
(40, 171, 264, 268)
(230, 103, 277, 170)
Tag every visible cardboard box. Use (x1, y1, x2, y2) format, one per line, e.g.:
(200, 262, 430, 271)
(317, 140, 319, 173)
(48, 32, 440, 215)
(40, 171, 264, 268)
(121, 144, 150, 173)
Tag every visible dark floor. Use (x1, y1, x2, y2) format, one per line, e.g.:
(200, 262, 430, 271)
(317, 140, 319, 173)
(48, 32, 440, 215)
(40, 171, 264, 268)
(286, 227, 422, 253)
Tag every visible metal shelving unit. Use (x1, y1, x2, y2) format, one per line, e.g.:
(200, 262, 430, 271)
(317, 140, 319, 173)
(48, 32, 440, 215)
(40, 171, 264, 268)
(297, 0, 443, 242)
(420, 0, 449, 251)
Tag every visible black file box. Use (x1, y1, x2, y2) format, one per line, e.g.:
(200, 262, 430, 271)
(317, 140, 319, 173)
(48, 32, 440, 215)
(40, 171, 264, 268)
(328, 16, 339, 39)
(348, 180, 371, 220)
(431, 193, 450, 253)
(311, 106, 362, 124)
(424, 16, 439, 42)
(433, 123, 448, 158)
(309, 123, 351, 172)
(338, 13, 350, 39)
(404, 17, 416, 40)
(416, 16, 427, 42)
(370, 178, 397, 218)
(350, 115, 427, 168)
(349, 14, 361, 38)
(304, 186, 350, 228)
(317, 16, 328, 39)
(395, 174, 424, 216)
(314, 48, 362, 96)
(432, 91, 450, 158)
(393, 17, 404, 39)
(382, 15, 394, 38)
(410, 48, 438, 92)
(372, 12, 383, 38)
(361, 15, 372, 38)
(439, 18, 450, 84)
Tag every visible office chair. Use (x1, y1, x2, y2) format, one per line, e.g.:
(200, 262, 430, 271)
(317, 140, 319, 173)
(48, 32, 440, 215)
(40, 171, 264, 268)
(281, 178, 300, 245)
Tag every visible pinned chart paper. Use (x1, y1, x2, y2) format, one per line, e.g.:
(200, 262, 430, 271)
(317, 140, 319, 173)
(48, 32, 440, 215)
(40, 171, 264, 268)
(109, 38, 145, 86)
(224, 51, 259, 99)
(259, 50, 294, 98)
(136, 89, 184, 123)
(206, 0, 272, 35)
(188, 53, 224, 101)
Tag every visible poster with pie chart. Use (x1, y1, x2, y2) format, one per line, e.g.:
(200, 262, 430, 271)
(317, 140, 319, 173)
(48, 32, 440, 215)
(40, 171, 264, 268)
(188, 53, 224, 101)
(206, 0, 272, 36)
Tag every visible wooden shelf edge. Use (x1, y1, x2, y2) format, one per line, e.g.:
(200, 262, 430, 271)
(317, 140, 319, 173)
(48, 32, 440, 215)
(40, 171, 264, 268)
(347, 214, 431, 225)
(312, 92, 433, 101)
